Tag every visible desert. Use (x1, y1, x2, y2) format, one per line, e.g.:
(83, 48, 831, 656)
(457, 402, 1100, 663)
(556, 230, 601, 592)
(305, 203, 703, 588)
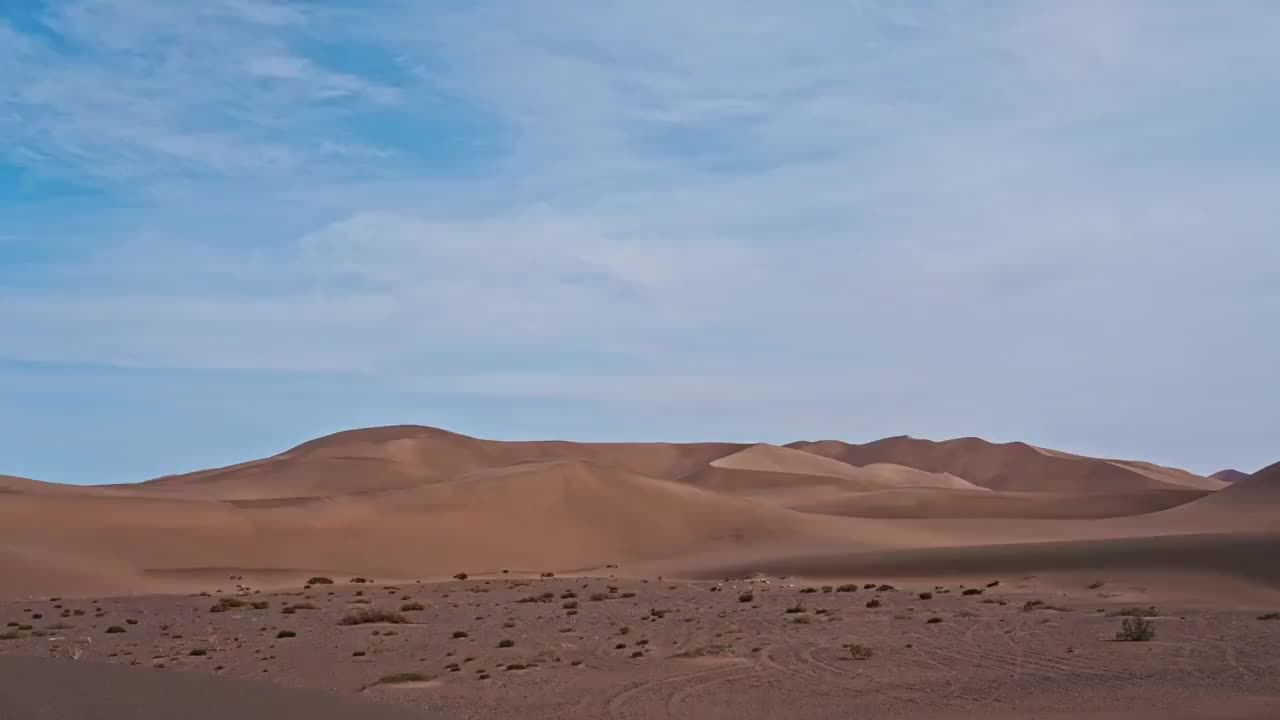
(3, 426, 1278, 719)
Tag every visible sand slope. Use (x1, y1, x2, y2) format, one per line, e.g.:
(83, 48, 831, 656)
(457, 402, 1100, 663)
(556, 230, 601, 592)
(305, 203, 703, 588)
(0, 459, 872, 597)
(789, 487, 1211, 519)
(789, 436, 1220, 492)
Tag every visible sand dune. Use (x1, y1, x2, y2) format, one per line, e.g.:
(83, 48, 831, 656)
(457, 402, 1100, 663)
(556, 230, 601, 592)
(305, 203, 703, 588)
(789, 486, 1209, 519)
(0, 459, 872, 597)
(1211, 468, 1251, 483)
(130, 425, 747, 500)
(0, 425, 1258, 601)
(789, 436, 1221, 492)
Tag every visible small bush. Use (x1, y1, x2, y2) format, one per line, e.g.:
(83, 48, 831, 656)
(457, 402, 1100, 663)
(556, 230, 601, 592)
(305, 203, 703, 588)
(962, 588, 983, 596)
(277, 630, 296, 638)
(866, 599, 882, 608)
(453, 573, 469, 580)
(847, 643, 873, 660)
(985, 580, 1000, 588)
(307, 577, 334, 585)
(926, 617, 943, 624)
(497, 639, 514, 648)
(105, 626, 125, 634)
(1115, 616, 1155, 641)
(563, 601, 579, 610)
(836, 584, 858, 593)
(250, 601, 270, 610)
(784, 605, 806, 614)
(1022, 600, 1046, 612)
(738, 592, 754, 603)
(1258, 612, 1280, 621)
(400, 602, 425, 612)
(339, 608, 408, 626)
(452, 630, 469, 639)
(799, 587, 817, 594)
(350, 577, 369, 584)
(189, 648, 208, 656)
(918, 592, 933, 600)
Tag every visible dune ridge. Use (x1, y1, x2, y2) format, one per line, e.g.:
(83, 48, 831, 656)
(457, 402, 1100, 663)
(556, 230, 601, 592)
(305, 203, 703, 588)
(1, 425, 1265, 599)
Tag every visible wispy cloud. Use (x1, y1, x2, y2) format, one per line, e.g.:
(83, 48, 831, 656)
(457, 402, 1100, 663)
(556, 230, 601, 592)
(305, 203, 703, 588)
(2, 0, 1279, 480)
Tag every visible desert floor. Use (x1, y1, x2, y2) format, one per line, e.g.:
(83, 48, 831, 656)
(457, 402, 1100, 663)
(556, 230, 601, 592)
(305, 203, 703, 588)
(4, 571, 1279, 720)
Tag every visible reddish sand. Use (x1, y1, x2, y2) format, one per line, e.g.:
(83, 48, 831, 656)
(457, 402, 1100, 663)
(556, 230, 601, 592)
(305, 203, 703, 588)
(2, 425, 1277, 719)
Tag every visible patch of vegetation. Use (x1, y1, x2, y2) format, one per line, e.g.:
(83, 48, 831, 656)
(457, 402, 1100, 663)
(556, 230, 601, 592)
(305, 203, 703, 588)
(563, 601, 579, 610)
(866, 599, 882, 608)
(452, 630, 469, 639)
(105, 626, 125, 634)
(846, 643, 873, 660)
(350, 577, 369, 584)
(189, 648, 208, 656)
(453, 573, 468, 580)
(738, 592, 754, 603)
(339, 608, 408, 626)
(962, 588, 983, 596)
(799, 587, 817, 594)
(497, 639, 514, 648)
(1115, 616, 1155, 642)
(306, 577, 334, 585)
(836, 584, 858, 593)
(250, 601, 270, 610)
(1258, 612, 1280, 621)
(784, 605, 806, 614)
(926, 617, 943, 624)
(277, 630, 296, 638)
(400, 602, 425, 612)
(0, 630, 22, 641)
(918, 592, 933, 600)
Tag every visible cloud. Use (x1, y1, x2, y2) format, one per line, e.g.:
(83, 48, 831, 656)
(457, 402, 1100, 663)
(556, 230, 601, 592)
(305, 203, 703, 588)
(2, 0, 1279, 478)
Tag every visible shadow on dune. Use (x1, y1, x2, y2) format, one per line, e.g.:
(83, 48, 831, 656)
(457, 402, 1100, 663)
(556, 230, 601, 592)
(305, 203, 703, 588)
(679, 532, 1280, 587)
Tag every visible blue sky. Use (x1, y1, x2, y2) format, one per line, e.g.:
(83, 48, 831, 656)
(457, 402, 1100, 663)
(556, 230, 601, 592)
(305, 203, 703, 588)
(2, 1, 1278, 484)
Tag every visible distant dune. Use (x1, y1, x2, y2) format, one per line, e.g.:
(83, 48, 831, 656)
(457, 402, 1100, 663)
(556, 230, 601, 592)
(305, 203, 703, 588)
(788, 436, 1224, 492)
(1211, 468, 1253, 483)
(0, 425, 1258, 599)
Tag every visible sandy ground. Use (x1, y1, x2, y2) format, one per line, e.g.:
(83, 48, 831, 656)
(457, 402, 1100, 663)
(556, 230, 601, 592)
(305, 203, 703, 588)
(2, 573, 1279, 720)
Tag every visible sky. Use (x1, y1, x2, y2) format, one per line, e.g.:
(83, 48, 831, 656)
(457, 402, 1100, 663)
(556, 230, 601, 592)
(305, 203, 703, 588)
(1, 1, 1278, 484)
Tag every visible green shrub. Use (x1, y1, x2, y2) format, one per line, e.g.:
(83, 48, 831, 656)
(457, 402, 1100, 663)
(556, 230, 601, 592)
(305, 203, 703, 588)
(1115, 616, 1155, 641)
